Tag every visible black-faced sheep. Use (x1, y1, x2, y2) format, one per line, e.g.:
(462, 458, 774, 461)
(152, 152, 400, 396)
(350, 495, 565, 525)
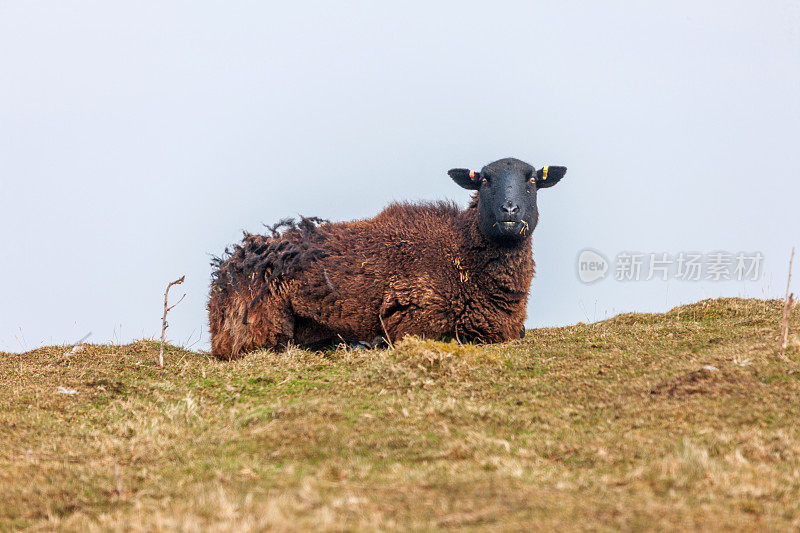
(208, 157, 566, 359)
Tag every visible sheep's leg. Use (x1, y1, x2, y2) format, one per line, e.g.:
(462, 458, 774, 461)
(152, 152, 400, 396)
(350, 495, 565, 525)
(347, 337, 388, 350)
(380, 290, 452, 343)
(455, 307, 526, 344)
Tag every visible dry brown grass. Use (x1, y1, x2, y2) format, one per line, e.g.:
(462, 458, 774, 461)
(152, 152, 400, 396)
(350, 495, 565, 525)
(2, 297, 800, 531)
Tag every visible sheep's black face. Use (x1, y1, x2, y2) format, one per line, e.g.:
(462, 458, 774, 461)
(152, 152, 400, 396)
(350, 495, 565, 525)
(448, 157, 567, 246)
(474, 158, 538, 244)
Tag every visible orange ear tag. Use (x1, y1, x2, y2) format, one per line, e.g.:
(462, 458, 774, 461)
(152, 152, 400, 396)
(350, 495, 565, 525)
(469, 170, 475, 179)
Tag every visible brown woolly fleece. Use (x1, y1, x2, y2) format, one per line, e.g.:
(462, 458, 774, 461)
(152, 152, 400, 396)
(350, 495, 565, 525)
(208, 197, 535, 360)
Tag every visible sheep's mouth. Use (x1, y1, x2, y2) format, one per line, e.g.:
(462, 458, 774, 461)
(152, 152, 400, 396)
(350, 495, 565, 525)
(493, 219, 531, 237)
(496, 220, 521, 230)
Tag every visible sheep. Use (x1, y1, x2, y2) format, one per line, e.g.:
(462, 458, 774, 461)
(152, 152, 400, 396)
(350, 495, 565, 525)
(208, 157, 566, 360)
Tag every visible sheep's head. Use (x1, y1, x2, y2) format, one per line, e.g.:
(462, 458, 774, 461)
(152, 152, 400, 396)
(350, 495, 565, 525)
(448, 157, 566, 245)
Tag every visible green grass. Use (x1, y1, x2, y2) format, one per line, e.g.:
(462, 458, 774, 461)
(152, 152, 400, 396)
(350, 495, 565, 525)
(1, 298, 800, 531)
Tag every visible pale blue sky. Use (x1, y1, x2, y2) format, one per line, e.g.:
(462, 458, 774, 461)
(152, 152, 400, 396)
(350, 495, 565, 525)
(1, 1, 798, 352)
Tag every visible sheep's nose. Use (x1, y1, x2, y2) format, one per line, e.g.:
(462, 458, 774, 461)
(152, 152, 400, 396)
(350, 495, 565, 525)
(501, 202, 520, 215)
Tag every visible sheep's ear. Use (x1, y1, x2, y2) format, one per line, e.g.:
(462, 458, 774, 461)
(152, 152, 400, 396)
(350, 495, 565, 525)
(535, 166, 567, 189)
(448, 168, 482, 190)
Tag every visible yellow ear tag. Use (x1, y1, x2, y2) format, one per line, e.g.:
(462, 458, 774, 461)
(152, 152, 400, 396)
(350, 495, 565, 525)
(469, 170, 475, 179)
(542, 166, 549, 181)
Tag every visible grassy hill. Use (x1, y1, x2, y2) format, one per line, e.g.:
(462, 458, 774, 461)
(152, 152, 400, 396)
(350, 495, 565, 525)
(2, 298, 799, 531)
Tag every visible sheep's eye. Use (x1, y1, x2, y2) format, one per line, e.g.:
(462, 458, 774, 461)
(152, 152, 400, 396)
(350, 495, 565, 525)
(481, 177, 489, 186)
